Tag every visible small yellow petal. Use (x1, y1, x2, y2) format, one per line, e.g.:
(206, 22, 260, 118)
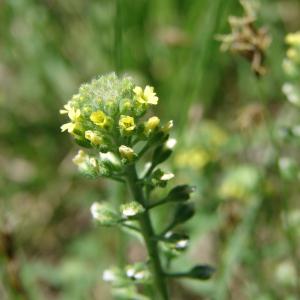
(119, 115, 136, 132)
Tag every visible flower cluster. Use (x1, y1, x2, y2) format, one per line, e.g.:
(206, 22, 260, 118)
(174, 121, 228, 171)
(60, 73, 170, 179)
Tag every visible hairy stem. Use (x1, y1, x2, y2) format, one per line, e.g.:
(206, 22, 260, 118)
(126, 165, 169, 300)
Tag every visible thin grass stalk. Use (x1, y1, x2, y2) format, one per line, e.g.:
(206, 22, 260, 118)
(114, 0, 123, 74)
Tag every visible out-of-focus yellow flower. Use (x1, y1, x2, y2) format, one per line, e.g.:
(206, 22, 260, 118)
(175, 149, 211, 170)
(133, 86, 158, 105)
(202, 122, 228, 148)
(219, 182, 247, 201)
(287, 48, 300, 62)
(90, 111, 109, 128)
(123, 100, 131, 110)
(85, 130, 103, 145)
(119, 115, 136, 132)
(218, 166, 260, 202)
(286, 32, 300, 46)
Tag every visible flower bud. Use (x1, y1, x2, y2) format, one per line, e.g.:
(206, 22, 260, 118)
(72, 150, 88, 166)
(99, 152, 122, 172)
(85, 130, 103, 145)
(125, 263, 151, 283)
(162, 120, 174, 133)
(102, 267, 127, 287)
(73, 150, 100, 176)
(161, 232, 190, 256)
(119, 99, 132, 114)
(90, 202, 119, 226)
(120, 201, 145, 219)
(119, 145, 136, 162)
(187, 265, 215, 280)
(166, 185, 195, 202)
(151, 169, 174, 187)
(173, 202, 195, 225)
(144, 116, 160, 135)
(152, 139, 177, 167)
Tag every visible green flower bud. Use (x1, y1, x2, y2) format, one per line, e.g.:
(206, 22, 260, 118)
(119, 98, 133, 114)
(152, 138, 177, 167)
(187, 265, 215, 280)
(173, 202, 195, 225)
(166, 185, 195, 202)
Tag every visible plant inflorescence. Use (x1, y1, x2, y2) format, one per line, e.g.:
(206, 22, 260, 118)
(60, 73, 214, 300)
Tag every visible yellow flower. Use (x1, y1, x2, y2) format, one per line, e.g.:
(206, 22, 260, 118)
(119, 115, 136, 132)
(286, 32, 300, 46)
(175, 149, 211, 170)
(59, 101, 72, 115)
(133, 85, 158, 105)
(85, 130, 103, 145)
(60, 102, 81, 122)
(61, 122, 76, 133)
(145, 116, 160, 132)
(72, 150, 88, 165)
(90, 111, 109, 128)
(119, 145, 136, 161)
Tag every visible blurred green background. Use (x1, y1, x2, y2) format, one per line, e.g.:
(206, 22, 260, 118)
(1, 0, 300, 299)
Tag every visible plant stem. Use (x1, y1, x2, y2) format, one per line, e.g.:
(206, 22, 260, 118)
(126, 165, 169, 300)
